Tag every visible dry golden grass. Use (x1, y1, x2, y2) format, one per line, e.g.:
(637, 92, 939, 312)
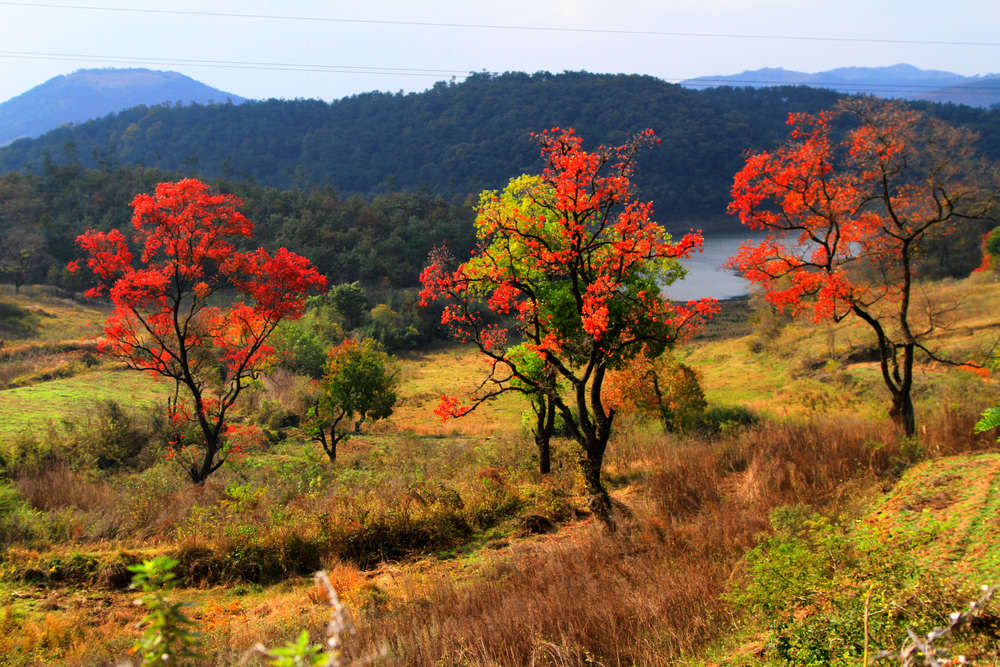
(3, 279, 999, 665)
(389, 346, 524, 437)
(680, 276, 1000, 420)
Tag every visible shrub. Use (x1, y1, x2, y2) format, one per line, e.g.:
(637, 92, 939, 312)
(731, 505, 998, 665)
(5, 401, 168, 476)
(0, 482, 44, 544)
(270, 319, 331, 379)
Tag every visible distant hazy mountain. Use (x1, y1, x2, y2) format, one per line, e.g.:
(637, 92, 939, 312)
(682, 64, 1000, 108)
(0, 68, 247, 146)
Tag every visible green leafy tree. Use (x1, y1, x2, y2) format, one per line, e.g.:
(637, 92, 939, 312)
(420, 129, 716, 528)
(328, 281, 368, 329)
(307, 338, 400, 463)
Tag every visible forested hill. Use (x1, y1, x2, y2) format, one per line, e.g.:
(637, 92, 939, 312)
(2, 71, 999, 225)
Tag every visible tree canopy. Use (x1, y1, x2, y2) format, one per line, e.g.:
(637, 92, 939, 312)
(72, 178, 326, 482)
(307, 338, 399, 463)
(420, 128, 717, 527)
(727, 99, 999, 435)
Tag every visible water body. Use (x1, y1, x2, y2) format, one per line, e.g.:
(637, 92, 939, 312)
(663, 234, 763, 302)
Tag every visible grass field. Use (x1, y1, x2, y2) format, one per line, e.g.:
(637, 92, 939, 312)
(0, 370, 173, 444)
(1, 278, 999, 665)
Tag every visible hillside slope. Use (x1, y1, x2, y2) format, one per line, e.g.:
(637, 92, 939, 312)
(0, 72, 848, 222)
(3, 71, 997, 224)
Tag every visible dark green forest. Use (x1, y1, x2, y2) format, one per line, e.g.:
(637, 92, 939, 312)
(0, 72, 877, 220)
(2, 71, 997, 292)
(0, 164, 475, 291)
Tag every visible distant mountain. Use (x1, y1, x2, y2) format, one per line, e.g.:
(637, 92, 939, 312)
(682, 64, 1000, 108)
(0, 68, 247, 146)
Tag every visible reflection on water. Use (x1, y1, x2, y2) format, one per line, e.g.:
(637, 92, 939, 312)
(663, 234, 762, 301)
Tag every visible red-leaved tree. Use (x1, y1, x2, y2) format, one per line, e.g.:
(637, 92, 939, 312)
(420, 129, 717, 527)
(728, 99, 998, 436)
(71, 179, 326, 482)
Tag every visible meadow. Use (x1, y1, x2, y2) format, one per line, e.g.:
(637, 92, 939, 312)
(0, 277, 999, 665)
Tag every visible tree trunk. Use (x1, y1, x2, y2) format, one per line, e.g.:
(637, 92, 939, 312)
(648, 369, 674, 433)
(189, 436, 220, 484)
(325, 426, 338, 463)
(889, 389, 916, 438)
(534, 395, 555, 475)
(579, 444, 614, 531)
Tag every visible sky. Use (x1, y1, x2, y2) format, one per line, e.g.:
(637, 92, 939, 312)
(0, 0, 998, 103)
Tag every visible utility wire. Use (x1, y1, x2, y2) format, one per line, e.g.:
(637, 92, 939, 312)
(0, 49, 997, 96)
(1, 0, 999, 48)
(0, 49, 469, 78)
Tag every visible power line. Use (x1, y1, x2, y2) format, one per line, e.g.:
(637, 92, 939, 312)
(2, 0, 999, 48)
(0, 49, 997, 97)
(682, 77, 1000, 94)
(0, 50, 470, 78)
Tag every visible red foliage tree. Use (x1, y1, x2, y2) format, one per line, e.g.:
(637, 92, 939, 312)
(728, 99, 998, 436)
(420, 129, 717, 526)
(71, 179, 326, 482)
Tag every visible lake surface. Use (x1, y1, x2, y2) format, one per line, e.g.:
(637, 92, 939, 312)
(664, 234, 762, 301)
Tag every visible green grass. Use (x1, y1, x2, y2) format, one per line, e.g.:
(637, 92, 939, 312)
(0, 369, 172, 445)
(722, 454, 1000, 666)
(0, 287, 109, 343)
(865, 453, 1000, 586)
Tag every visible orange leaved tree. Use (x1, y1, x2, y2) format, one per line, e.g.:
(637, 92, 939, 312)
(420, 128, 717, 526)
(728, 99, 998, 436)
(71, 179, 326, 482)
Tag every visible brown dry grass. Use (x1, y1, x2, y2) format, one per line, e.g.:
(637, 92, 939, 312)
(295, 405, 996, 667)
(14, 463, 120, 513)
(4, 403, 995, 666)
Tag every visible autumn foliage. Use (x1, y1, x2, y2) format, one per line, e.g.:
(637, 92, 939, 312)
(71, 179, 326, 482)
(420, 128, 716, 525)
(604, 354, 707, 432)
(728, 99, 998, 435)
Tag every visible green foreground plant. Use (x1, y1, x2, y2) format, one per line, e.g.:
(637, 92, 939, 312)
(127, 556, 202, 666)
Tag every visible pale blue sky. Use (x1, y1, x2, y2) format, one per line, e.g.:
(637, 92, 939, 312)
(0, 0, 997, 103)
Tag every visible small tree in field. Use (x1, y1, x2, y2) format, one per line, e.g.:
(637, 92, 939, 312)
(307, 338, 399, 463)
(729, 99, 998, 436)
(604, 354, 707, 433)
(420, 128, 717, 527)
(71, 179, 326, 482)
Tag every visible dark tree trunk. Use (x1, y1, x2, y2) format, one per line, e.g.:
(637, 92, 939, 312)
(648, 369, 674, 432)
(579, 445, 613, 530)
(889, 388, 916, 438)
(534, 394, 555, 474)
(189, 435, 221, 485)
(321, 426, 340, 463)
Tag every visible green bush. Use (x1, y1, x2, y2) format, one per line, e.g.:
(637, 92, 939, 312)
(6, 400, 169, 476)
(692, 404, 758, 435)
(0, 300, 39, 338)
(0, 482, 44, 544)
(270, 319, 332, 379)
(730, 505, 990, 665)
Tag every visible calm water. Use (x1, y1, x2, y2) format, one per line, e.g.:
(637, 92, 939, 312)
(664, 234, 762, 301)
